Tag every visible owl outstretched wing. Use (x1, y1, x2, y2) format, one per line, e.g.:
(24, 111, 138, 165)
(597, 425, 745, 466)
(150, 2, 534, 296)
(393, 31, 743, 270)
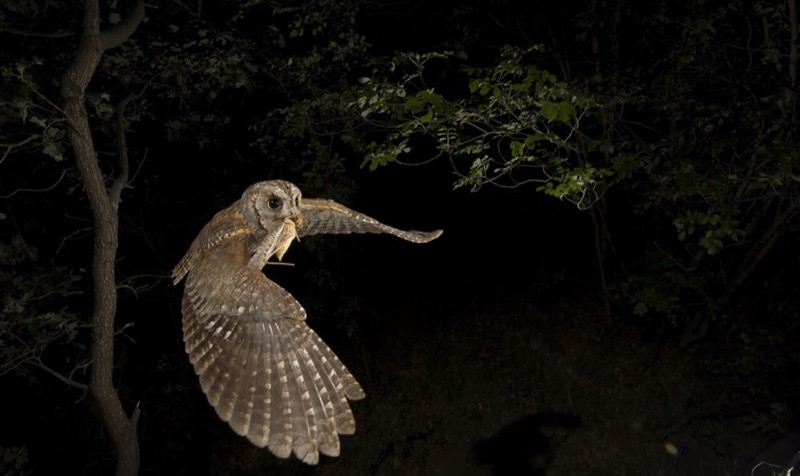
(173, 180, 443, 465)
(299, 198, 442, 243)
(179, 230, 365, 464)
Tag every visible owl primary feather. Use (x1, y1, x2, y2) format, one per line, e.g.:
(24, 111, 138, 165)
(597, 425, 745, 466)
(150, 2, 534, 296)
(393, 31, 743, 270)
(172, 180, 442, 464)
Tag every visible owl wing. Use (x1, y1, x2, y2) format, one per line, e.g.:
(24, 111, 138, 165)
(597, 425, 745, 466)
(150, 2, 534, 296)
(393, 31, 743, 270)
(181, 262, 365, 464)
(299, 198, 442, 243)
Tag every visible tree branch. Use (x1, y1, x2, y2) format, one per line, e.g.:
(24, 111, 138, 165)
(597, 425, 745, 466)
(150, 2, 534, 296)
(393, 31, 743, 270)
(0, 25, 72, 38)
(789, 0, 797, 87)
(0, 169, 68, 199)
(100, 0, 146, 50)
(60, 1, 145, 474)
(109, 93, 136, 211)
(170, 0, 201, 17)
(0, 134, 39, 165)
(30, 359, 89, 392)
(730, 198, 799, 294)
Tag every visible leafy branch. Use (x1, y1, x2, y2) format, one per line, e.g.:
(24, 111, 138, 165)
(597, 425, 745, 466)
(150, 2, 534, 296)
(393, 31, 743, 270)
(354, 47, 607, 208)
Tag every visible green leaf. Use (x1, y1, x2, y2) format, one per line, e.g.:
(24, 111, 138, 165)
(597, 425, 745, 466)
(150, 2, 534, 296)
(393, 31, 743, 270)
(556, 101, 575, 122)
(404, 95, 424, 112)
(420, 107, 434, 123)
(542, 101, 558, 121)
(469, 79, 481, 93)
(510, 140, 524, 157)
(42, 142, 63, 161)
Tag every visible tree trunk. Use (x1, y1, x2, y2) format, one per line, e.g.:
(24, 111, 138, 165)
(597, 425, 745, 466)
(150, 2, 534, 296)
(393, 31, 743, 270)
(60, 1, 144, 475)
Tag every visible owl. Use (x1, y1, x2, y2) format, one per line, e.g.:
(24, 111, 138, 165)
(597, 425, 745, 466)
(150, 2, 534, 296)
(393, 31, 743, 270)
(172, 180, 442, 464)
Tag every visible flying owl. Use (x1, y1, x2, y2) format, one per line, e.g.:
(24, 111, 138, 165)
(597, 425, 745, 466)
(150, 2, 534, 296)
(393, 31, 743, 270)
(172, 180, 442, 464)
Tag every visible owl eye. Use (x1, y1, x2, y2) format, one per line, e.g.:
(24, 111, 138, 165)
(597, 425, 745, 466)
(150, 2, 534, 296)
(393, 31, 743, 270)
(267, 197, 281, 210)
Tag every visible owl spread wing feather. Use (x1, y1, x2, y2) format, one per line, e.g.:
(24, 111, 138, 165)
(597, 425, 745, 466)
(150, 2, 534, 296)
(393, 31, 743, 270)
(178, 230, 364, 464)
(174, 181, 442, 465)
(299, 198, 443, 243)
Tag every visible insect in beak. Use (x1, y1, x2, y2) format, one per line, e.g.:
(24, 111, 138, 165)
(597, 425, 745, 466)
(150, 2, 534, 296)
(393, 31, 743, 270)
(274, 216, 301, 261)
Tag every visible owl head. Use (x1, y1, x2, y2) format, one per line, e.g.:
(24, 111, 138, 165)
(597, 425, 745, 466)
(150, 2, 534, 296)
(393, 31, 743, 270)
(240, 180, 303, 230)
(240, 180, 304, 262)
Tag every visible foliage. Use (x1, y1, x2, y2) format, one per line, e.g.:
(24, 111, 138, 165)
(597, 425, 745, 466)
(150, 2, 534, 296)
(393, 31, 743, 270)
(611, 0, 800, 336)
(1, 2, 379, 473)
(350, 0, 800, 338)
(0, 235, 85, 378)
(0, 446, 32, 476)
(355, 47, 604, 206)
(241, 0, 370, 197)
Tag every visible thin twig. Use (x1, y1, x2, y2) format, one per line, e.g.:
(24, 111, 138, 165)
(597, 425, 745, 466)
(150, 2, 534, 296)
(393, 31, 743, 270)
(30, 359, 89, 392)
(18, 72, 70, 120)
(0, 134, 39, 165)
(0, 25, 73, 38)
(56, 226, 93, 254)
(0, 169, 68, 199)
(129, 148, 148, 184)
(264, 261, 296, 267)
(653, 240, 698, 272)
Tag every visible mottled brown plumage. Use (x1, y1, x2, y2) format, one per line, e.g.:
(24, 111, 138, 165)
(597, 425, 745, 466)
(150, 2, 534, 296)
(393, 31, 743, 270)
(172, 180, 441, 464)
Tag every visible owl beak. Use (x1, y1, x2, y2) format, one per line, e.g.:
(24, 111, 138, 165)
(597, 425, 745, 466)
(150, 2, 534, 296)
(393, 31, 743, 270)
(274, 216, 301, 261)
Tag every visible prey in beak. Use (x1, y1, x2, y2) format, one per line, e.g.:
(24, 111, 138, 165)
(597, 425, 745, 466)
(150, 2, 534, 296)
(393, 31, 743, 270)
(274, 215, 302, 261)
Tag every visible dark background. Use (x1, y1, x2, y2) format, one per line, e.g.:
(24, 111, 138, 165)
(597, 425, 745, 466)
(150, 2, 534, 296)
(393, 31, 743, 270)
(2, 0, 799, 475)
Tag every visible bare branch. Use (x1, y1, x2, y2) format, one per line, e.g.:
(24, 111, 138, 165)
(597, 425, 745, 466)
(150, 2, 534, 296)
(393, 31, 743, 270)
(117, 273, 169, 297)
(56, 226, 94, 255)
(789, 0, 798, 87)
(0, 169, 68, 199)
(129, 148, 148, 184)
(18, 71, 70, 120)
(0, 334, 38, 377)
(170, 0, 201, 17)
(30, 359, 89, 392)
(109, 93, 136, 210)
(0, 25, 72, 38)
(0, 134, 40, 165)
(130, 402, 141, 428)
